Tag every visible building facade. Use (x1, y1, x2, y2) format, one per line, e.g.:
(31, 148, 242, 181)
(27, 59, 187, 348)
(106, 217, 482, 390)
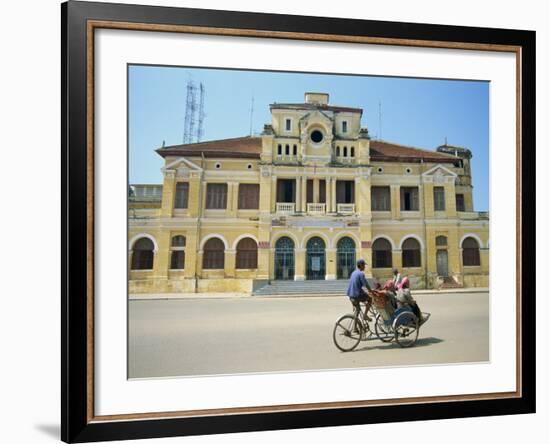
(129, 92, 489, 294)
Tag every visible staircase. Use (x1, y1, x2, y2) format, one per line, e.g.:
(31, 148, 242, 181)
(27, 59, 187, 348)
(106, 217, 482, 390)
(439, 276, 463, 289)
(253, 280, 349, 297)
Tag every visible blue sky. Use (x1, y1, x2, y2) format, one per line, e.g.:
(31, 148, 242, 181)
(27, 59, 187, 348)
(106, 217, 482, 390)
(129, 65, 489, 211)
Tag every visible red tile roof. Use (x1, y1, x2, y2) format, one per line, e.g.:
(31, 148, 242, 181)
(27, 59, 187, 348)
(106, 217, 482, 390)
(157, 136, 459, 164)
(369, 140, 459, 163)
(156, 136, 262, 159)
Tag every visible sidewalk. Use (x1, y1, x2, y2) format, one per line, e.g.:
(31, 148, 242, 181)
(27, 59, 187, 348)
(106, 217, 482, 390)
(129, 287, 489, 300)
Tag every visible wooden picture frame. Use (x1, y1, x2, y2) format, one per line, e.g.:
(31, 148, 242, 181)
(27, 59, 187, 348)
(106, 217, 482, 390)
(62, 1, 536, 442)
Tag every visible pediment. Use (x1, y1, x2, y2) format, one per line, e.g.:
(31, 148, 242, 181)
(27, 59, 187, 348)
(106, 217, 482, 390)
(299, 109, 333, 125)
(162, 157, 203, 178)
(422, 164, 457, 183)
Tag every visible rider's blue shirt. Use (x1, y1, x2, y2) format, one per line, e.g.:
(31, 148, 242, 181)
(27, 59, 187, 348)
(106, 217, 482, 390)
(347, 270, 371, 298)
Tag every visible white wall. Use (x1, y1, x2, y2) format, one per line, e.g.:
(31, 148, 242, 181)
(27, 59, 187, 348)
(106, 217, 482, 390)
(0, 0, 547, 443)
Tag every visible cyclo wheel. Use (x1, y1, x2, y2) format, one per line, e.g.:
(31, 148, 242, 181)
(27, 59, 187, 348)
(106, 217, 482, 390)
(374, 313, 394, 342)
(333, 314, 363, 352)
(393, 311, 419, 348)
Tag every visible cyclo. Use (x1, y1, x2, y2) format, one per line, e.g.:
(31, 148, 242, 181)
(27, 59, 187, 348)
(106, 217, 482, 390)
(332, 278, 430, 352)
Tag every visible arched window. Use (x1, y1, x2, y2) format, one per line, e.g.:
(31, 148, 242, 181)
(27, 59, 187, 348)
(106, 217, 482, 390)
(462, 237, 481, 266)
(436, 235, 448, 247)
(203, 238, 225, 269)
(275, 237, 295, 280)
(402, 238, 421, 268)
(336, 146, 341, 157)
(170, 235, 186, 269)
(337, 237, 356, 278)
(131, 237, 155, 270)
(343, 146, 348, 157)
(350, 146, 355, 157)
(236, 238, 258, 269)
(372, 238, 392, 268)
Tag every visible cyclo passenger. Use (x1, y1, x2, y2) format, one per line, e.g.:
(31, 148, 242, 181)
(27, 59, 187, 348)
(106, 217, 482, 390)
(346, 259, 374, 322)
(395, 275, 423, 322)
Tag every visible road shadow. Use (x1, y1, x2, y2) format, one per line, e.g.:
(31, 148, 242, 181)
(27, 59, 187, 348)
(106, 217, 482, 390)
(34, 424, 59, 440)
(354, 336, 444, 352)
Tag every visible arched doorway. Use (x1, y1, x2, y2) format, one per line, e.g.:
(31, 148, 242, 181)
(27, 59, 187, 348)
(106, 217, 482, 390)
(462, 237, 481, 266)
(131, 237, 155, 270)
(337, 237, 356, 279)
(372, 238, 393, 269)
(306, 237, 326, 280)
(436, 235, 448, 277)
(274, 237, 295, 280)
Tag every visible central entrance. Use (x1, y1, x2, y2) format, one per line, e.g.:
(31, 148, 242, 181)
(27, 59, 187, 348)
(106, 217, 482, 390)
(274, 237, 295, 280)
(306, 236, 326, 280)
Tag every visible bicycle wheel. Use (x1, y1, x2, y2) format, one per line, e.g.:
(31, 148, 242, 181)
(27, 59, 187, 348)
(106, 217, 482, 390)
(333, 314, 362, 352)
(393, 311, 419, 348)
(374, 313, 394, 343)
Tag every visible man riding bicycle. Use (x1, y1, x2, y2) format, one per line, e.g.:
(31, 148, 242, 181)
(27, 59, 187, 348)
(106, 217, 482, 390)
(346, 259, 374, 321)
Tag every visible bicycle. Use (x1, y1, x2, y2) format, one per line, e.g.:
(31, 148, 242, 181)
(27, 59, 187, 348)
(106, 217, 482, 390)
(332, 299, 376, 352)
(332, 291, 431, 351)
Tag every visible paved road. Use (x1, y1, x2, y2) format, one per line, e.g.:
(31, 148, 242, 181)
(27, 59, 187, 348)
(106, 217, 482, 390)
(128, 292, 489, 379)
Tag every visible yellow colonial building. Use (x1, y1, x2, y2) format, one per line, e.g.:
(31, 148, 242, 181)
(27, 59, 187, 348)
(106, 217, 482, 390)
(129, 92, 489, 294)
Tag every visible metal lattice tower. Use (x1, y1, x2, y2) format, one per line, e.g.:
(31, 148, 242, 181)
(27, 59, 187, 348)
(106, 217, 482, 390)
(197, 83, 206, 142)
(183, 81, 197, 144)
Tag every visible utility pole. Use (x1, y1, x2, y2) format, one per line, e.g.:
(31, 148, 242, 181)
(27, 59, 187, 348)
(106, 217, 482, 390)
(197, 82, 205, 142)
(249, 94, 254, 136)
(378, 100, 382, 140)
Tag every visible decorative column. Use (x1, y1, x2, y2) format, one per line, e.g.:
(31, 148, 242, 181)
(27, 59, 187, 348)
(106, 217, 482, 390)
(443, 178, 457, 218)
(295, 177, 301, 212)
(423, 181, 435, 218)
(390, 185, 401, 219)
(226, 182, 238, 217)
(392, 249, 402, 271)
(271, 176, 277, 212)
(153, 231, 171, 281)
(294, 248, 306, 281)
(360, 240, 373, 278)
(187, 172, 202, 218)
(183, 233, 198, 280)
(326, 178, 332, 212)
(224, 249, 236, 278)
(160, 169, 176, 217)
(313, 178, 320, 203)
(447, 227, 461, 279)
(331, 178, 337, 213)
(233, 181, 240, 214)
(259, 166, 272, 215)
(325, 248, 337, 280)
(256, 237, 271, 280)
(355, 177, 362, 214)
(301, 176, 307, 212)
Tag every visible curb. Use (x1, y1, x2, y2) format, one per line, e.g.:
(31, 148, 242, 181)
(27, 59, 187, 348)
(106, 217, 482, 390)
(129, 288, 489, 301)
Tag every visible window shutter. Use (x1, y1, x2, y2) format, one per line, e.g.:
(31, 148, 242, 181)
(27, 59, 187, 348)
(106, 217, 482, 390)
(174, 182, 189, 209)
(238, 184, 259, 210)
(206, 184, 227, 209)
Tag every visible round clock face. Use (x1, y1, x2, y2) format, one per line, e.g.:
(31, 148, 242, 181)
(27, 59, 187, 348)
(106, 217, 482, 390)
(310, 129, 324, 144)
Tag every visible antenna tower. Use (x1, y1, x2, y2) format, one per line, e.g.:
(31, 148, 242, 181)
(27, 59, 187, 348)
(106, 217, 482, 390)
(249, 95, 254, 136)
(183, 81, 198, 144)
(197, 83, 206, 142)
(378, 100, 382, 140)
